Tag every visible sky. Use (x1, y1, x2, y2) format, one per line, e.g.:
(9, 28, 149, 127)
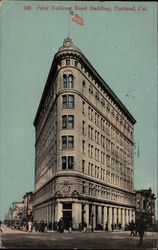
(0, 1, 157, 220)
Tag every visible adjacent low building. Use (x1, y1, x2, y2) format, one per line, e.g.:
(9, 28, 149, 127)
(135, 188, 156, 226)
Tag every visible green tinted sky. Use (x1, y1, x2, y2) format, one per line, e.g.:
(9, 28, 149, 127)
(0, 1, 157, 220)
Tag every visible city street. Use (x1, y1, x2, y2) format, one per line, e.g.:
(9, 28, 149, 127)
(0, 225, 158, 249)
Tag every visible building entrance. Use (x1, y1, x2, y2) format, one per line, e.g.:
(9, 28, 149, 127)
(63, 211, 72, 230)
(62, 203, 72, 230)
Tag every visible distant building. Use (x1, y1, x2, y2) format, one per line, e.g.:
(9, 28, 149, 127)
(33, 37, 136, 230)
(6, 202, 25, 220)
(135, 188, 156, 225)
(22, 192, 34, 221)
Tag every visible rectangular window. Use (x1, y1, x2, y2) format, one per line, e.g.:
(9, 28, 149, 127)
(68, 115, 74, 128)
(62, 136, 74, 149)
(62, 156, 74, 170)
(68, 136, 74, 148)
(63, 95, 67, 108)
(95, 131, 97, 143)
(91, 127, 93, 140)
(88, 106, 90, 119)
(62, 157, 67, 169)
(83, 181, 85, 194)
(62, 95, 74, 108)
(68, 95, 74, 108)
(62, 115, 67, 128)
(88, 162, 90, 175)
(82, 140, 85, 154)
(66, 59, 70, 65)
(88, 144, 90, 156)
(82, 121, 85, 135)
(82, 101, 85, 114)
(68, 156, 74, 169)
(62, 115, 74, 128)
(88, 125, 90, 138)
(82, 160, 85, 173)
(91, 145, 93, 158)
(62, 136, 67, 149)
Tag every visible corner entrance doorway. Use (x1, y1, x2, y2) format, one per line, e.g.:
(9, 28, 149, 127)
(62, 203, 72, 230)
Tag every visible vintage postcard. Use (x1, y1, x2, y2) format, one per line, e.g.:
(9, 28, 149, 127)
(0, 0, 157, 249)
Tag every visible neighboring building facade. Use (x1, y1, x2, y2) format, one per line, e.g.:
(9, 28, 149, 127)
(33, 37, 136, 230)
(22, 192, 34, 222)
(5, 202, 25, 221)
(135, 188, 156, 226)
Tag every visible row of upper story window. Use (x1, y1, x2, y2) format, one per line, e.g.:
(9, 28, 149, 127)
(35, 166, 54, 189)
(82, 140, 133, 166)
(85, 104, 133, 141)
(82, 160, 133, 181)
(83, 123, 133, 156)
(82, 156, 132, 176)
(61, 71, 133, 130)
(35, 180, 57, 202)
(36, 107, 57, 147)
(36, 98, 57, 138)
(82, 180, 133, 200)
(61, 94, 133, 144)
(36, 124, 57, 158)
(60, 97, 133, 148)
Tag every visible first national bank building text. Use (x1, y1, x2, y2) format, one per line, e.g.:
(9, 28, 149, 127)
(33, 37, 136, 230)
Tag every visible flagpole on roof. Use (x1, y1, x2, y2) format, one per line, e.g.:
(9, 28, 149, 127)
(68, 10, 70, 37)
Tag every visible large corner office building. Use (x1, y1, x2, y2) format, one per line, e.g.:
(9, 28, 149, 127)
(33, 38, 136, 230)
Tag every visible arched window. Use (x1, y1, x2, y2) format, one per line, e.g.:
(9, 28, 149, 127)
(68, 74, 73, 88)
(63, 75, 67, 88)
(63, 74, 74, 88)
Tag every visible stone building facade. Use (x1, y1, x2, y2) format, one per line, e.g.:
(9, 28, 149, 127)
(33, 37, 136, 230)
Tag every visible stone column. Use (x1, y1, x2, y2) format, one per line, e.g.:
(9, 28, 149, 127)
(72, 203, 81, 230)
(108, 207, 112, 230)
(84, 204, 89, 226)
(129, 209, 131, 223)
(126, 209, 128, 224)
(51, 203, 55, 223)
(97, 206, 102, 224)
(122, 208, 125, 228)
(55, 202, 62, 222)
(118, 208, 121, 224)
(46, 205, 49, 222)
(103, 206, 107, 228)
(92, 205, 96, 230)
(113, 207, 117, 225)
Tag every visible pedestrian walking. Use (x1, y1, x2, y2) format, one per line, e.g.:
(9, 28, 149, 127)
(69, 220, 72, 233)
(28, 220, 32, 233)
(105, 222, 108, 231)
(111, 223, 114, 231)
(136, 218, 146, 246)
(44, 221, 47, 233)
(129, 220, 135, 236)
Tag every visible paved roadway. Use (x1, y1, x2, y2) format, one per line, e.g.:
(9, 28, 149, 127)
(0, 225, 158, 249)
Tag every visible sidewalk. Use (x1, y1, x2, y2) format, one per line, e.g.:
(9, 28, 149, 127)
(0, 224, 26, 234)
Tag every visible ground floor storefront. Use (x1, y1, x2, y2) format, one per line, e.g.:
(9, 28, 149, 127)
(34, 199, 135, 231)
